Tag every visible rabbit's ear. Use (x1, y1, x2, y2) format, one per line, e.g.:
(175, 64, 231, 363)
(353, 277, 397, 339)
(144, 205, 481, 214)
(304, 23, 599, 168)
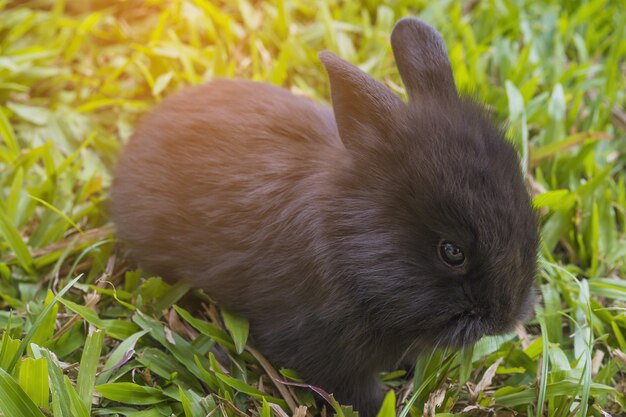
(319, 51, 403, 150)
(391, 17, 457, 101)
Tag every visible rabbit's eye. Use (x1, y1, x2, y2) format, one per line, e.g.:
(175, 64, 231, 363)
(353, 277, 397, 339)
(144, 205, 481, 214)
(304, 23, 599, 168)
(439, 241, 465, 267)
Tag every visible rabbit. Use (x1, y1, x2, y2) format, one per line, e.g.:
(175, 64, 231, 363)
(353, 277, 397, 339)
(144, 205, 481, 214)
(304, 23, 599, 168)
(110, 17, 539, 416)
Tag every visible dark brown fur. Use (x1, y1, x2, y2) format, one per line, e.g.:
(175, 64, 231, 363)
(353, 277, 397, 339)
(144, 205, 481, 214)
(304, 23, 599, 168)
(111, 18, 538, 416)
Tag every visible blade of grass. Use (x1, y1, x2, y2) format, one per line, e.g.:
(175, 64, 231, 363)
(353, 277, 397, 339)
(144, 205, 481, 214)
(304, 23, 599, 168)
(27, 194, 85, 235)
(6, 275, 82, 374)
(17, 357, 49, 408)
(96, 382, 168, 405)
(0, 107, 19, 161)
(375, 390, 396, 417)
(0, 208, 35, 275)
(221, 308, 249, 354)
(96, 329, 150, 385)
(30, 344, 89, 417)
(0, 367, 46, 417)
(77, 327, 104, 413)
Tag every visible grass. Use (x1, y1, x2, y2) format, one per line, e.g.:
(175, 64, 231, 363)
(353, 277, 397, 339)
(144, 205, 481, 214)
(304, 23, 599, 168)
(0, 0, 625, 416)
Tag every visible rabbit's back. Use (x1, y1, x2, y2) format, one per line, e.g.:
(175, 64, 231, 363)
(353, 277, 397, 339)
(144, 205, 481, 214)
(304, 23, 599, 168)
(111, 79, 344, 313)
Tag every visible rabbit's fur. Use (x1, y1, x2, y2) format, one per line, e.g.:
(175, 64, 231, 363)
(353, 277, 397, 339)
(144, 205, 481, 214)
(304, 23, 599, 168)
(111, 18, 538, 416)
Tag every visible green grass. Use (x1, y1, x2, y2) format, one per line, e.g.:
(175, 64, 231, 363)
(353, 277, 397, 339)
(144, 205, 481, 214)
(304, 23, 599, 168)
(0, 0, 625, 416)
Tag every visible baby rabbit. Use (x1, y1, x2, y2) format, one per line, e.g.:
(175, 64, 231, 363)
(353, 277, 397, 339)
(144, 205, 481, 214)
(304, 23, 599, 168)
(111, 17, 538, 416)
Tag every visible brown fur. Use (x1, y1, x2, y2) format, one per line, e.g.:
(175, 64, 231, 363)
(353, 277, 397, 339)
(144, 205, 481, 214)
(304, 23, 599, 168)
(110, 18, 538, 415)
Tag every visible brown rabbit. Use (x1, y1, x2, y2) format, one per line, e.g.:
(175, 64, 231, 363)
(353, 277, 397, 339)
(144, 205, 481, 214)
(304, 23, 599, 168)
(111, 17, 538, 416)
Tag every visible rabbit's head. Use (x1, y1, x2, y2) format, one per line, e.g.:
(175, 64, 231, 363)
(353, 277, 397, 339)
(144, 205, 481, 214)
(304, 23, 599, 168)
(319, 18, 538, 349)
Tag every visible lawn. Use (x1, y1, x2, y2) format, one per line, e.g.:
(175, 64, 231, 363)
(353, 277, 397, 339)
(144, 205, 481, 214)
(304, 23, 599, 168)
(0, 0, 625, 416)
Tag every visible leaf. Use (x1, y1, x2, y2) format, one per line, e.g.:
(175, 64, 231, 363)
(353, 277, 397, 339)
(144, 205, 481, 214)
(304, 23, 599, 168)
(0, 331, 21, 371)
(6, 102, 50, 125)
(588, 201, 600, 276)
(17, 357, 49, 408)
(270, 375, 332, 405)
(541, 284, 562, 344)
(6, 167, 24, 224)
(548, 83, 565, 122)
(0, 367, 46, 417)
(31, 344, 89, 417)
(96, 382, 168, 405)
(540, 210, 571, 252)
(400, 351, 458, 417)
(29, 290, 58, 348)
(530, 132, 611, 163)
(132, 311, 212, 381)
(137, 347, 203, 391)
(458, 344, 474, 386)
(589, 278, 626, 301)
(179, 386, 215, 417)
(0, 208, 35, 275)
(174, 306, 245, 357)
(533, 189, 575, 211)
(27, 193, 84, 234)
(96, 329, 150, 385)
(375, 390, 396, 417)
(77, 328, 104, 413)
(7, 275, 82, 374)
(474, 358, 504, 396)
(58, 297, 138, 340)
(495, 379, 614, 407)
(152, 71, 174, 96)
(260, 397, 272, 417)
(0, 107, 19, 161)
(574, 279, 594, 417)
(535, 309, 550, 417)
(221, 308, 249, 354)
(216, 372, 288, 408)
(505, 80, 528, 173)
